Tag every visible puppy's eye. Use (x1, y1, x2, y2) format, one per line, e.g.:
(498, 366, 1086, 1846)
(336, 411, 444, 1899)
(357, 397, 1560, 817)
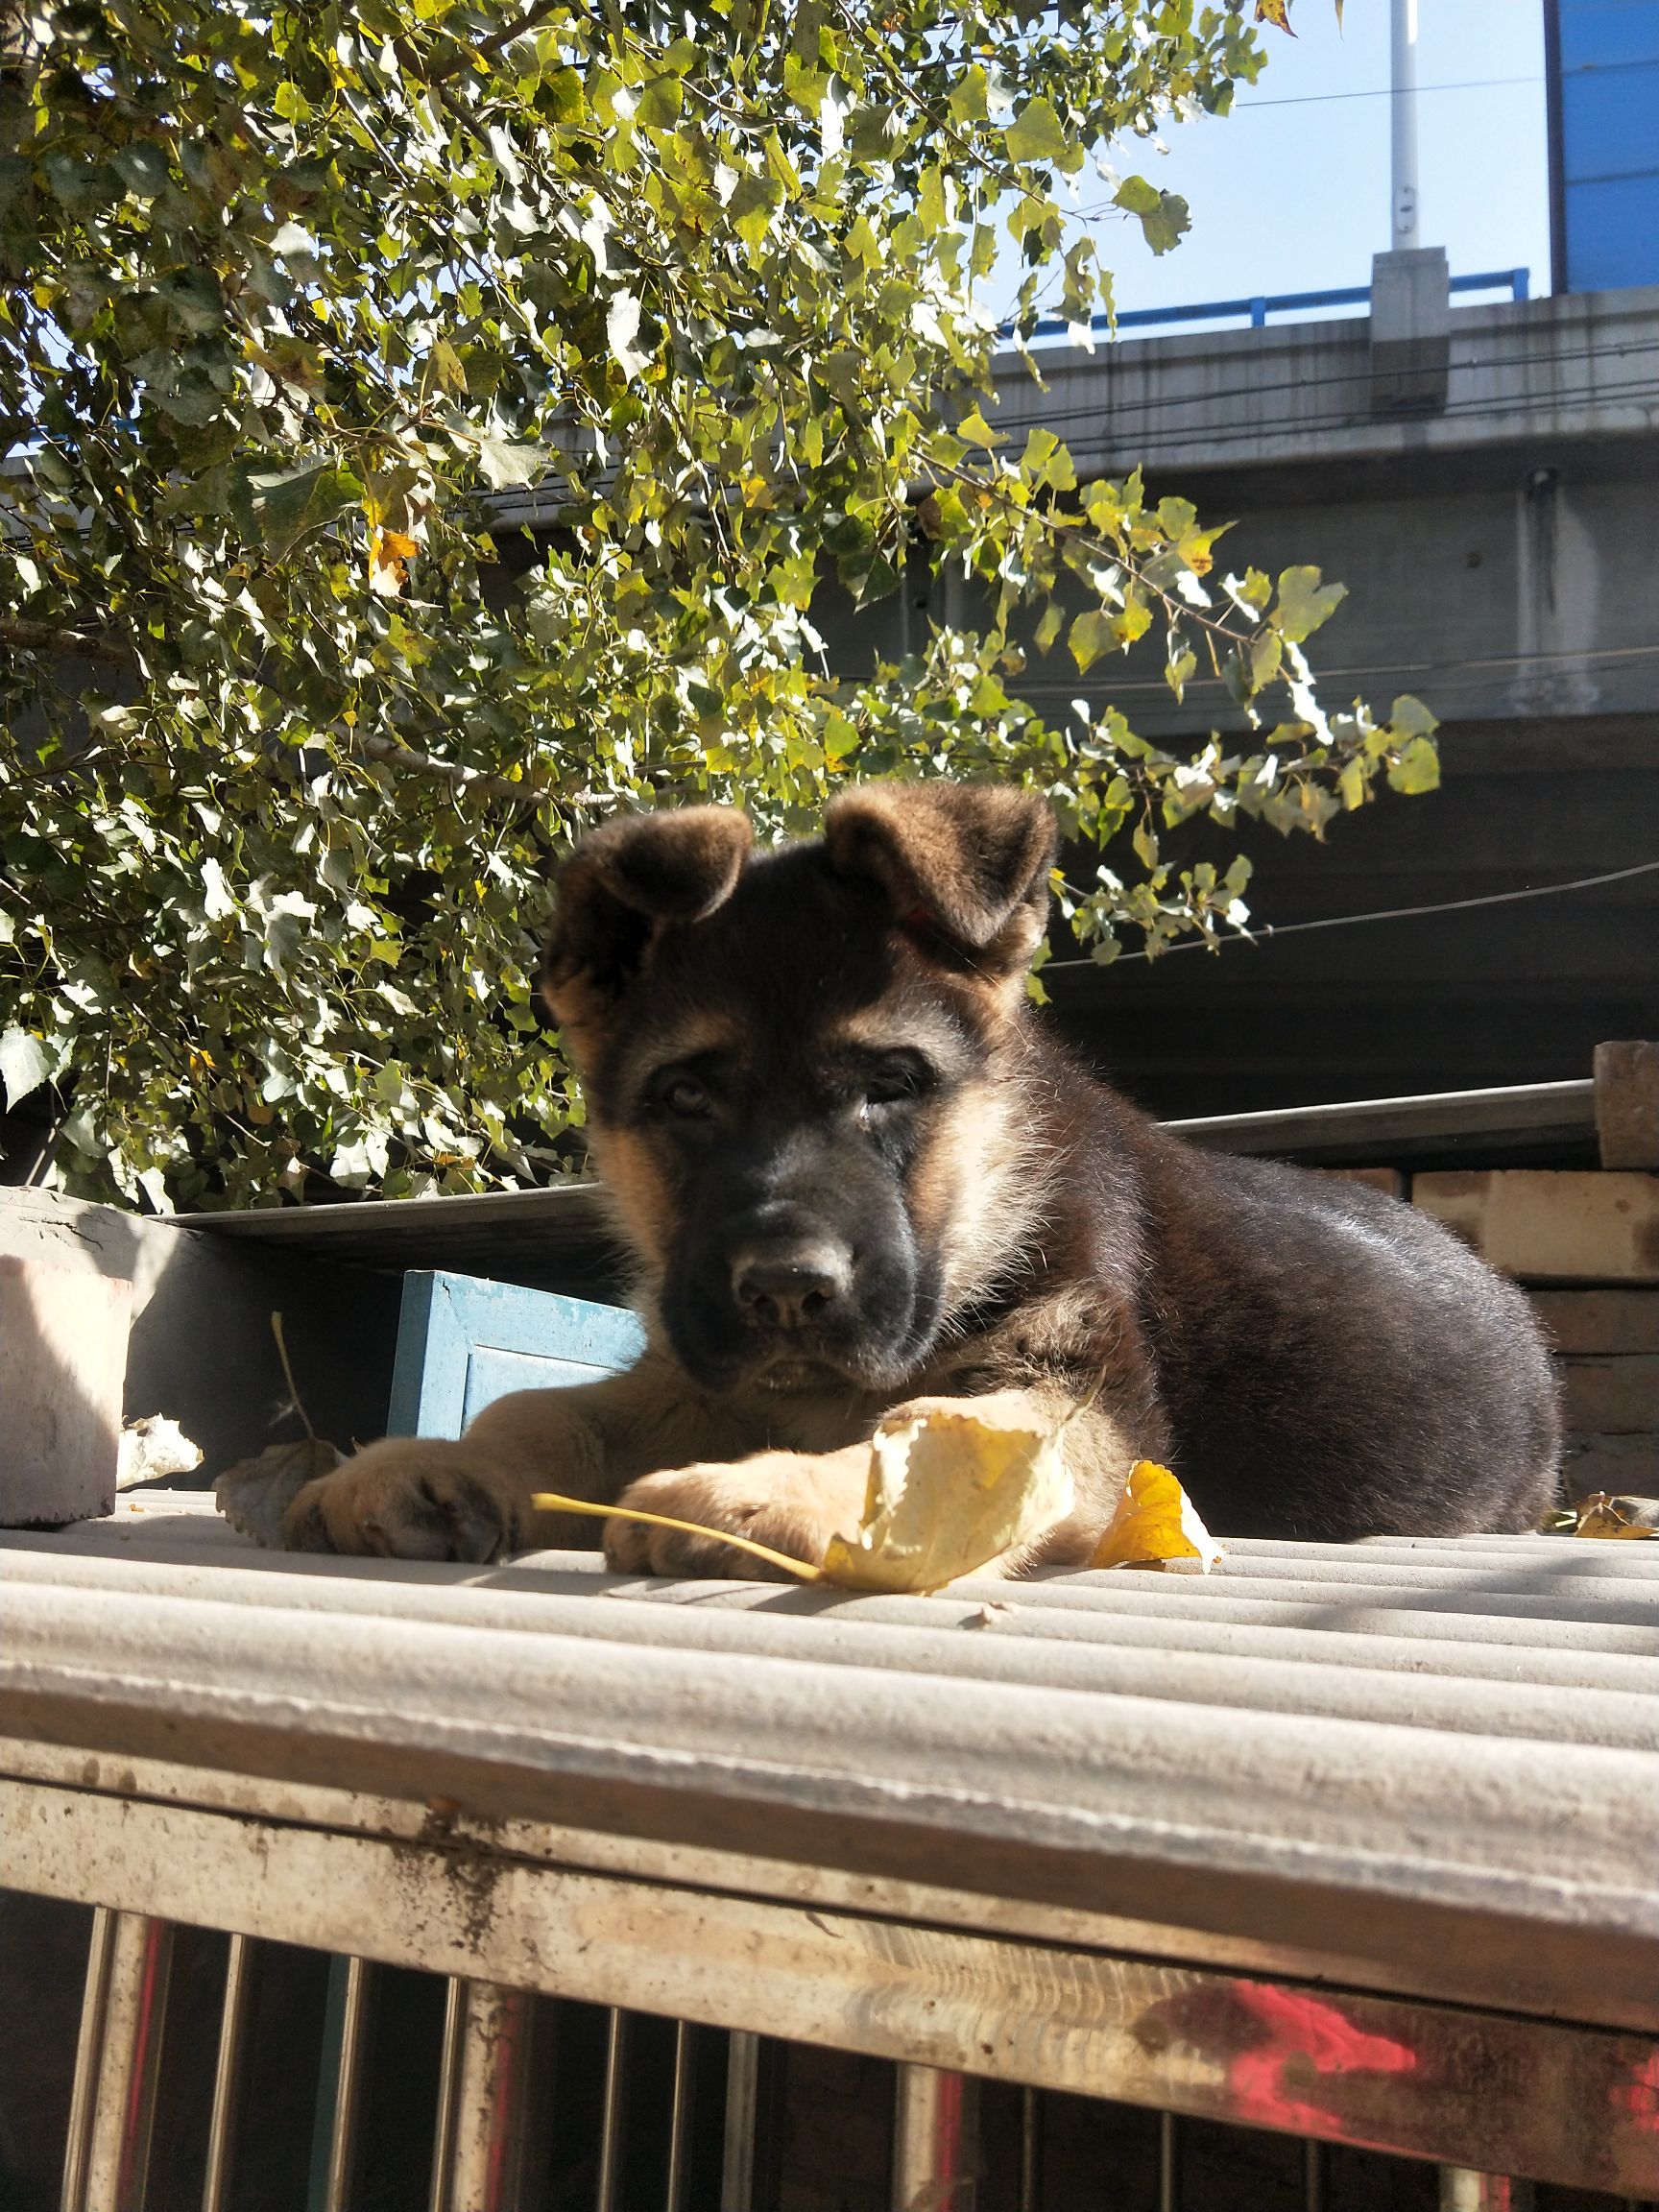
(862, 1062, 926, 1109)
(661, 1073, 712, 1118)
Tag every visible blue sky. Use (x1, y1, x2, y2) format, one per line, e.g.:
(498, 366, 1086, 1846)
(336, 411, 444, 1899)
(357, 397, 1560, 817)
(1044, 0, 1551, 322)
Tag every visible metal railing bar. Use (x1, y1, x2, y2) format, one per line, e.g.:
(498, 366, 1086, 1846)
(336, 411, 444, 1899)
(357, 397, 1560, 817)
(1439, 2175, 1536, 2210)
(312, 1956, 373, 2212)
(664, 2022, 696, 2212)
(1158, 2110, 1179, 2212)
(892, 2065, 979, 2212)
(595, 2008, 629, 2212)
(1304, 2137, 1325, 2212)
(436, 1983, 535, 2212)
(1019, 267, 1530, 342)
(60, 1904, 116, 2212)
(720, 2032, 760, 2212)
(81, 1912, 175, 2212)
(201, 1932, 252, 2212)
(1017, 2084, 1040, 2212)
(429, 1979, 466, 2212)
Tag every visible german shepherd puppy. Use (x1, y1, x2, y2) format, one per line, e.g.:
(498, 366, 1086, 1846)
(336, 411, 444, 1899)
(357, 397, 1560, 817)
(288, 782, 1560, 1572)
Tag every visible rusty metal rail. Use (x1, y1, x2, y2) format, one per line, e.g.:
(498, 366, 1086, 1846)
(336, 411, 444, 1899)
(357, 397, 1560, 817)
(2, 1495, 1656, 2206)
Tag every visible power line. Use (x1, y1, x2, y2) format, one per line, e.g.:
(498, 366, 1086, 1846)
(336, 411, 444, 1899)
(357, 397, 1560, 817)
(1045, 857, 1659, 971)
(1011, 638, 1659, 703)
(1233, 73, 1541, 110)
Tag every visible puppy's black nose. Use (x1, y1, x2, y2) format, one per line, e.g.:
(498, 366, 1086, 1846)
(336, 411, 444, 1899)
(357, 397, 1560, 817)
(731, 1243, 852, 1330)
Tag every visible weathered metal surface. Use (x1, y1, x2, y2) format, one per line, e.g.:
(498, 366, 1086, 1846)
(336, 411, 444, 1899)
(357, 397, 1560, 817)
(4, 1511, 1659, 2035)
(1167, 1081, 1596, 1161)
(7, 1541, 1656, 1748)
(4, 1775, 1655, 2196)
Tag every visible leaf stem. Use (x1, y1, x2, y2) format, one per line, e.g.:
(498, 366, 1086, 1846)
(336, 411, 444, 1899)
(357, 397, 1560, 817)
(531, 1488, 824, 1579)
(270, 1311, 315, 1439)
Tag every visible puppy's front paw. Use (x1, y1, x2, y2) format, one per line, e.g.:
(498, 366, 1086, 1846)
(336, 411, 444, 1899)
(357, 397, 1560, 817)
(284, 1439, 524, 1562)
(604, 1453, 862, 1579)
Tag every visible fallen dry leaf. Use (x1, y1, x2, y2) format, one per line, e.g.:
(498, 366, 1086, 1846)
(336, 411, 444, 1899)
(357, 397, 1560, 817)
(823, 1396, 1075, 1594)
(1539, 1491, 1659, 1540)
(1091, 1458, 1225, 1574)
(537, 1396, 1074, 1592)
(216, 1436, 342, 1548)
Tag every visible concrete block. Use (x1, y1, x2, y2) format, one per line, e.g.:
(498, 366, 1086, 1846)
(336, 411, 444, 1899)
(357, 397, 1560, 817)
(0, 1190, 401, 1479)
(1595, 1041, 1659, 1170)
(1560, 1356, 1659, 1435)
(1529, 1289, 1659, 1354)
(1413, 1170, 1659, 1283)
(1370, 248, 1450, 416)
(0, 1254, 131, 1526)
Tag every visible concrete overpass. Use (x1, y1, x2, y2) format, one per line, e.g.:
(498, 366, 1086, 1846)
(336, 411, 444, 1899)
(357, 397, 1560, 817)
(852, 280, 1659, 1120)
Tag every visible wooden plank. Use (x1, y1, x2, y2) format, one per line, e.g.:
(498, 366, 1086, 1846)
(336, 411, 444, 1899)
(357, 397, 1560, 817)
(1562, 1435, 1659, 1499)
(1596, 1040, 1659, 1171)
(1529, 1289, 1659, 1355)
(7, 1774, 1659, 2195)
(386, 1270, 644, 1439)
(176, 1182, 628, 1299)
(1560, 1358, 1659, 1436)
(1412, 1172, 1659, 1283)
(0, 1257, 131, 1527)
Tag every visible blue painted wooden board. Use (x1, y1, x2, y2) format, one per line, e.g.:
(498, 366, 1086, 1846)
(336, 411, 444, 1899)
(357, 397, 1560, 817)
(386, 1270, 645, 1441)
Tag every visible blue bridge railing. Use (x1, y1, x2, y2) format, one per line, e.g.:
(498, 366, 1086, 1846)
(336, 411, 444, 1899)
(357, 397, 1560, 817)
(1022, 267, 1530, 344)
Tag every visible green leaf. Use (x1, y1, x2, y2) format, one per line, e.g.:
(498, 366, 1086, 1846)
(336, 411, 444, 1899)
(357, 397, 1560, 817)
(1069, 610, 1117, 672)
(1005, 97, 1070, 167)
(1273, 565, 1348, 642)
(0, 1028, 52, 1107)
(243, 459, 364, 561)
(1387, 736, 1441, 795)
(1114, 178, 1190, 255)
(956, 407, 1003, 448)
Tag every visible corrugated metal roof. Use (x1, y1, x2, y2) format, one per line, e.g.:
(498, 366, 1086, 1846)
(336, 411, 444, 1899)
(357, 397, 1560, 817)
(3, 1495, 1656, 2034)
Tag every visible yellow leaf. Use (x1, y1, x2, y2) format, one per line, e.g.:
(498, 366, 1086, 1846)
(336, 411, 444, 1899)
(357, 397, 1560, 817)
(823, 1394, 1074, 1593)
(1540, 1490, 1659, 1539)
(1091, 1458, 1224, 1574)
(368, 525, 418, 598)
(544, 1397, 1079, 1591)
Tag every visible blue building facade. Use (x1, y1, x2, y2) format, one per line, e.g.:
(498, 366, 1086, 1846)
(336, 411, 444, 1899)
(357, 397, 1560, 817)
(1547, 0, 1659, 291)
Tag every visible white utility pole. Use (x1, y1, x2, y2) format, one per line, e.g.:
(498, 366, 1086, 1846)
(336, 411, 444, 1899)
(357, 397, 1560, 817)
(1390, 0, 1421, 249)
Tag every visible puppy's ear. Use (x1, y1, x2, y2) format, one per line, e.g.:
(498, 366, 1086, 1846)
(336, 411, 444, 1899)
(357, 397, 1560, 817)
(824, 781, 1057, 975)
(542, 806, 752, 1034)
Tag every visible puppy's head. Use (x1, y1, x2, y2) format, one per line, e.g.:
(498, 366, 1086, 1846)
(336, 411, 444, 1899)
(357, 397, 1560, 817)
(542, 782, 1058, 1396)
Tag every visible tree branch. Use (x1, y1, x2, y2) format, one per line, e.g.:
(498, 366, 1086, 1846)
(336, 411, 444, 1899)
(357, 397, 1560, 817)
(0, 617, 134, 667)
(423, 0, 567, 84)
